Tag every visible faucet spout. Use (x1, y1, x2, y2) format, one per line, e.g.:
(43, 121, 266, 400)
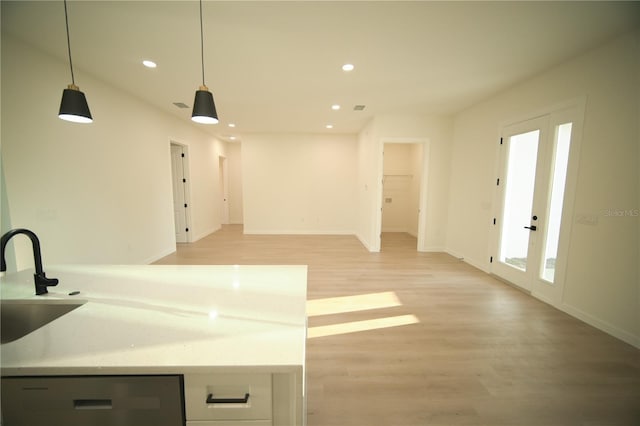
(1, 228, 59, 295)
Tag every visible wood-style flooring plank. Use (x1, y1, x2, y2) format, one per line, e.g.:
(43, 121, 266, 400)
(155, 225, 640, 426)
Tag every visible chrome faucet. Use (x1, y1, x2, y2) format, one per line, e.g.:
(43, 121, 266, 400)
(1, 228, 59, 295)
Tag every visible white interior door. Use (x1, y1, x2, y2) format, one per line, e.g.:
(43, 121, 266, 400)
(219, 156, 229, 225)
(492, 105, 582, 304)
(170, 144, 189, 243)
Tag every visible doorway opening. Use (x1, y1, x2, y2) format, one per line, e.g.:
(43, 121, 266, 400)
(170, 142, 191, 243)
(378, 139, 429, 252)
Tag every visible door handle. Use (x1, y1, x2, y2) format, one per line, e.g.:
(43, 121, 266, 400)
(524, 225, 537, 231)
(206, 393, 250, 404)
(74, 399, 113, 410)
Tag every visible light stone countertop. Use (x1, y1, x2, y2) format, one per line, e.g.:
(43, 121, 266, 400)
(0, 265, 307, 376)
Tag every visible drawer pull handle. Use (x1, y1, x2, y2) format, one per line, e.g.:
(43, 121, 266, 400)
(74, 399, 113, 410)
(206, 393, 250, 404)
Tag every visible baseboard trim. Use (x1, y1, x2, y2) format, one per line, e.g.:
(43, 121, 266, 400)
(243, 229, 355, 236)
(560, 302, 640, 349)
(483, 262, 640, 349)
(444, 249, 489, 273)
(419, 246, 445, 253)
(192, 226, 220, 243)
(142, 246, 176, 265)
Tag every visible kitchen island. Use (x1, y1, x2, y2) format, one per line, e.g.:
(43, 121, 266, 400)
(0, 264, 307, 425)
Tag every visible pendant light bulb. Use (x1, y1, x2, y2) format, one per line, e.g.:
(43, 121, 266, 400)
(191, 0, 219, 125)
(58, 0, 92, 124)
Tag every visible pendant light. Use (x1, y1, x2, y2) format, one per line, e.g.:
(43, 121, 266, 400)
(58, 0, 92, 123)
(191, 0, 219, 124)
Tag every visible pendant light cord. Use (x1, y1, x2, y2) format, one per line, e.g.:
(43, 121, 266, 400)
(63, 0, 75, 85)
(199, 0, 205, 86)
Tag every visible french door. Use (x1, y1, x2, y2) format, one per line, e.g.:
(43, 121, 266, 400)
(492, 104, 582, 304)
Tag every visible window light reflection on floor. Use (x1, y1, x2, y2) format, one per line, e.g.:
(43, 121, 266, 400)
(306, 292, 419, 338)
(307, 315, 419, 339)
(306, 291, 402, 317)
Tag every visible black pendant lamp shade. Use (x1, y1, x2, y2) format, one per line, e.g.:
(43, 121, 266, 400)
(192, 85, 218, 124)
(191, 0, 219, 124)
(59, 84, 92, 123)
(59, 0, 92, 124)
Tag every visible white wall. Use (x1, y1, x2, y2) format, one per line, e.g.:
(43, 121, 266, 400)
(1, 37, 223, 268)
(241, 133, 357, 234)
(446, 30, 640, 347)
(355, 120, 379, 250)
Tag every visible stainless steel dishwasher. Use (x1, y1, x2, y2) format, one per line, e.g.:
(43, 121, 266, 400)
(1, 375, 185, 425)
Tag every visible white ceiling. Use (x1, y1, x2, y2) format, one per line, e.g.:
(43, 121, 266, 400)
(3, 1, 639, 140)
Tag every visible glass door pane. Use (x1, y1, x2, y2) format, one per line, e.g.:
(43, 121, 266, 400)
(540, 122, 572, 283)
(499, 130, 540, 271)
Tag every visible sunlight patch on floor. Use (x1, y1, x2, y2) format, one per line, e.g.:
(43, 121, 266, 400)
(307, 315, 419, 339)
(306, 291, 402, 317)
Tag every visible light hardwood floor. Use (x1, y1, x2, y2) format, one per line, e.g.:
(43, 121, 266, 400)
(155, 225, 640, 426)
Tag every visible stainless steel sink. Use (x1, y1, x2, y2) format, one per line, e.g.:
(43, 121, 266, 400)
(1, 299, 86, 344)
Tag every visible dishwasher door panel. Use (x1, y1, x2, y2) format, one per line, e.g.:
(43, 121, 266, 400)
(1, 375, 185, 426)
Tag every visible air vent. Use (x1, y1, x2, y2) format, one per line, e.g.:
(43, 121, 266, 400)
(353, 105, 366, 111)
(173, 102, 189, 109)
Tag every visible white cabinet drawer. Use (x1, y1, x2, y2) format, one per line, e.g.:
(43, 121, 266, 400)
(184, 373, 272, 421)
(186, 421, 271, 426)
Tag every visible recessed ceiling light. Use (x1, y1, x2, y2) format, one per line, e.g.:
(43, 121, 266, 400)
(229, 136, 236, 140)
(228, 123, 236, 128)
(326, 124, 334, 129)
(331, 104, 341, 110)
(142, 60, 157, 68)
(342, 63, 354, 72)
